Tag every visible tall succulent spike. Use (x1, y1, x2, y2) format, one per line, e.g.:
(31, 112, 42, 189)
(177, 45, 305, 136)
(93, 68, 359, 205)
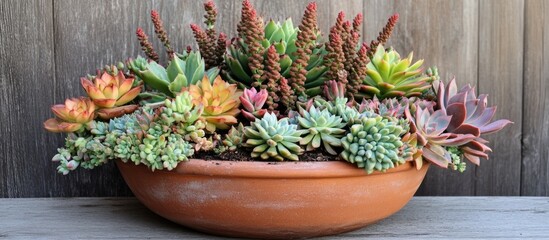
(191, 0, 226, 69)
(151, 10, 174, 58)
(204, 0, 217, 37)
(343, 22, 360, 72)
(136, 28, 159, 62)
(239, 0, 265, 85)
(348, 43, 369, 97)
(190, 24, 210, 62)
(333, 12, 346, 36)
(324, 27, 346, 83)
(368, 14, 399, 57)
(352, 13, 363, 36)
(289, 2, 318, 98)
(215, 33, 228, 65)
(264, 45, 283, 111)
(280, 78, 295, 111)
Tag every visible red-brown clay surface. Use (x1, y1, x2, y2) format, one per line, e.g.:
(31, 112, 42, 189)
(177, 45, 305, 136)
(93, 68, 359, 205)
(117, 160, 429, 239)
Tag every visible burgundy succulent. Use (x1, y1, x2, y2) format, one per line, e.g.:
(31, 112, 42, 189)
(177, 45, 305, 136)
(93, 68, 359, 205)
(191, 1, 227, 69)
(437, 79, 513, 164)
(406, 104, 477, 168)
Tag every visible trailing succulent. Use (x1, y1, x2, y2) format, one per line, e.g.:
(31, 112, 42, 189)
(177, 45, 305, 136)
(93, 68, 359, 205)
(44, 0, 511, 176)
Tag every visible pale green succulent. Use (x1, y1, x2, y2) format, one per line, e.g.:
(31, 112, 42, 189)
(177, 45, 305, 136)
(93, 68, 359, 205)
(244, 113, 304, 161)
(222, 123, 246, 152)
(359, 45, 431, 99)
(313, 97, 376, 125)
(341, 116, 407, 174)
(128, 51, 219, 98)
(139, 123, 195, 171)
(297, 106, 346, 155)
(160, 92, 215, 151)
(51, 106, 196, 174)
(264, 19, 299, 56)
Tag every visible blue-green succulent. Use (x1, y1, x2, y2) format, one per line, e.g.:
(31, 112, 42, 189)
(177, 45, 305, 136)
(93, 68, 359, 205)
(297, 105, 346, 155)
(340, 116, 407, 173)
(244, 113, 304, 161)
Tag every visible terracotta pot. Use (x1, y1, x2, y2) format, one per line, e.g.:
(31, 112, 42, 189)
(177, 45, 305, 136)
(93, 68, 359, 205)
(117, 159, 429, 239)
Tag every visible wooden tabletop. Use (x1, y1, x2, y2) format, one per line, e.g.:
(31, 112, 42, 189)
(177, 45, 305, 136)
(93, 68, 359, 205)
(1, 197, 548, 239)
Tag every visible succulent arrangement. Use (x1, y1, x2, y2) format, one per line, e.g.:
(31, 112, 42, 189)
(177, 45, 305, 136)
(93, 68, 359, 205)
(44, 0, 511, 175)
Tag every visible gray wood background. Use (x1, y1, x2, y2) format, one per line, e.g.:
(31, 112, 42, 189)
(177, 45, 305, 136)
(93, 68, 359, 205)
(0, 0, 544, 197)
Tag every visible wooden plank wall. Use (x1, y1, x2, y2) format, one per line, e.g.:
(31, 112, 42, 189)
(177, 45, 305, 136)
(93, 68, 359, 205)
(0, 0, 545, 197)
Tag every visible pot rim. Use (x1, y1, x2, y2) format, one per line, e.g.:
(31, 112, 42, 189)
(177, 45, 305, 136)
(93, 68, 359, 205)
(118, 159, 425, 179)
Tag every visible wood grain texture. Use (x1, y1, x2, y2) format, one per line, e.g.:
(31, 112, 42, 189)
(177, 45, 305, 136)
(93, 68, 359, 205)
(1, 197, 548, 239)
(0, 0, 56, 197)
(522, 0, 549, 196)
(475, 0, 524, 196)
(363, 0, 479, 196)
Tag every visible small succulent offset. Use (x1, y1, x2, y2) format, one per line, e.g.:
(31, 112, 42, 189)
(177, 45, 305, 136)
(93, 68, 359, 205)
(221, 123, 246, 152)
(244, 113, 304, 161)
(340, 116, 407, 174)
(297, 106, 346, 155)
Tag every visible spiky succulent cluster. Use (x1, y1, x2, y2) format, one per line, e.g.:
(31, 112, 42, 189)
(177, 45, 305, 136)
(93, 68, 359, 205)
(190, 0, 227, 69)
(45, 1, 512, 177)
(244, 113, 303, 161)
(341, 116, 407, 173)
(224, 1, 328, 110)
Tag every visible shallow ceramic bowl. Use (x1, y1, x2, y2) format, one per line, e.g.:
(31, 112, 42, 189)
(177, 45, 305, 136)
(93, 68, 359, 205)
(117, 159, 429, 239)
